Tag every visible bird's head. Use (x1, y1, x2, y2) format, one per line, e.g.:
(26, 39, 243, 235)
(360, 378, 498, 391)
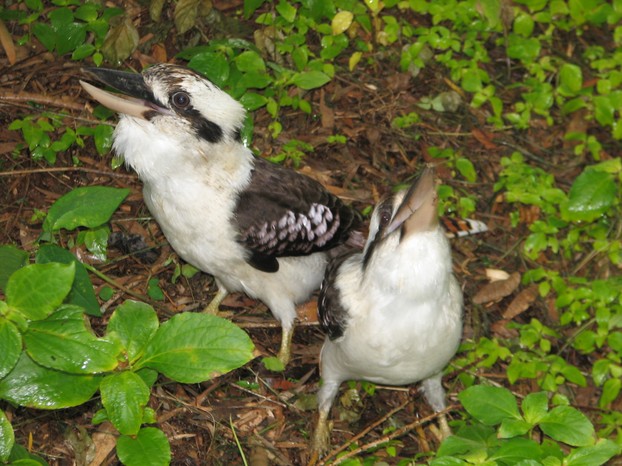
(81, 63, 246, 143)
(363, 166, 441, 267)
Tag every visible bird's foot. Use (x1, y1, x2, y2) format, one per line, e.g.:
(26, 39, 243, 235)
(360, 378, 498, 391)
(430, 412, 452, 443)
(202, 288, 228, 315)
(309, 413, 331, 466)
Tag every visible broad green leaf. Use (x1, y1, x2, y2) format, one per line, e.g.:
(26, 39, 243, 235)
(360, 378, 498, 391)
(149, 0, 165, 21)
(6, 263, 75, 320)
(489, 438, 542, 462)
(562, 169, 617, 221)
(117, 428, 171, 466)
(137, 313, 254, 383)
(55, 23, 86, 55)
(291, 71, 331, 90)
(0, 410, 14, 462)
(174, 0, 200, 34)
(600, 378, 621, 408)
(234, 50, 266, 72)
(240, 92, 267, 111)
(498, 418, 531, 438)
(0, 319, 21, 379)
(24, 305, 121, 374)
(101, 15, 139, 64)
(93, 124, 114, 155)
(43, 186, 129, 232)
(0, 245, 28, 292)
(100, 372, 150, 435)
(565, 439, 621, 466)
(459, 385, 522, 425)
(244, 0, 265, 18)
(506, 35, 541, 63)
(0, 352, 101, 409)
(31, 22, 56, 51)
(332, 11, 353, 35)
(539, 406, 595, 447)
(107, 301, 159, 362)
(6, 444, 48, 465)
(521, 391, 549, 424)
(436, 423, 497, 457)
(36, 244, 101, 316)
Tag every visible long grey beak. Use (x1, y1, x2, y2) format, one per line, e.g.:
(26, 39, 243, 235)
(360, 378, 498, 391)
(79, 67, 169, 119)
(386, 166, 438, 237)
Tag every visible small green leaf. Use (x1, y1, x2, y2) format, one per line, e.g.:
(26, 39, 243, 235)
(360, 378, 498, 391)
(136, 313, 254, 383)
(107, 301, 159, 362)
(489, 437, 542, 462)
(100, 372, 150, 435)
(0, 352, 101, 409)
(24, 305, 121, 374)
(291, 71, 331, 90)
(147, 278, 164, 301)
(36, 244, 101, 316)
(459, 385, 522, 425)
(188, 53, 230, 88)
(0, 410, 14, 462)
(332, 10, 353, 35)
(6, 262, 75, 320)
(522, 391, 549, 424)
(559, 63, 583, 95)
(55, 23, 86, 55)
(31, 22, 56, 51)
(0, 319, 21, 379)
(234, 51, 266, 73)
(117, 428, 171, 466)
(456, 157, 477, 182)
(539, 405, 595, 446)
(43, 186, 129, 233)
(262, 356, 285, 372)
(276, 0, 297, 22)
(562, 169, 617, 221)
(498, 418, 531, 438)
(0, 245, 29, 292)
(93, 124, 114, 155)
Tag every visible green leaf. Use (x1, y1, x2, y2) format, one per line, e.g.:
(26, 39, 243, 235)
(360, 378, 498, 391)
(117, 428, 171, 466)
(31, 22, 56, 51)
(136, 313, 254, 383)
(43, 186, 129, 233)
(489, 437, 542, 462)
(276, 0, 297, 22)
(565, 439, 622, 466)
(188, 52, 230, 88)
(0, 319, 21, 379)
(332, 10, 353, 35)
(0, 352, 101, 409)
(522, 391, 549, 424)
(291, 71, 331, 90)
(24, 305, 121, 374)
(234, 50, 266, 72)
(6, 263, 75, 320)
(456, 157, 477, 182)
(147, 278, 164, 301)
(55, 23, 86, 55)
(0, 245, 28, 292)
(562, 169, 617, 221)
(0, 410, 14, 462)
(240, 92, 268, 111)
(93, 124, 114, 155)
(498, 418, 531, 438)
(559, 63, 583, 95)
(106, 301, 159, 362)
(436, 423, 497, 457)
(459, 385, 522, 425)
(36, 244, 101, 316)
(262, 356, 285, 372)
(100, 372, 150, 435)
(539, 405, 595, 447)
(6, 443, 48, 465)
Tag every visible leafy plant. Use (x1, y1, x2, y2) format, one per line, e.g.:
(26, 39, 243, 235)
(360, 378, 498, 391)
(433, 386, 621, 465)
(0, 257, 254, 466)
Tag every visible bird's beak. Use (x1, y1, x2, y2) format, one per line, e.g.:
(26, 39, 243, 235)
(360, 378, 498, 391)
(386, 166, 438, 238)
(79, 67, 170, 119)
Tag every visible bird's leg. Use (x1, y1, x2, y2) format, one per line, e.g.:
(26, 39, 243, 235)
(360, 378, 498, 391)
(277, 324, 293, 366)
(203, 286, 228, 315)
(308, 408, 331, 465)
(421, 374, 452, 440)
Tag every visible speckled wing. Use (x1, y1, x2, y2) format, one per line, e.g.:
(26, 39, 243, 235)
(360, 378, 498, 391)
(234, 157, 360, 273)
(318, 251, 353, 340)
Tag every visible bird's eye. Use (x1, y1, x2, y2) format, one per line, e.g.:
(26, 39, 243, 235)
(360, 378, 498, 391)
(171, 92, 190, 108)
(379, 204, 392, 227)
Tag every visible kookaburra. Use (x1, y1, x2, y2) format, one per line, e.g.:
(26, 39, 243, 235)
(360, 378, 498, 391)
(80, 64, 360, 365)
(311, 167, 464, 457)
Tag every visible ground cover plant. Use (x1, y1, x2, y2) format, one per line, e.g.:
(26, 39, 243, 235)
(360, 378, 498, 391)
(0, 0, 621, 464)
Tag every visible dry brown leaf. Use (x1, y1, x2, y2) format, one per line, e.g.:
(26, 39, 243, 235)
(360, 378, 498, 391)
(0, 19, 16, 65)
(491, 319, 519, 338)
(175, 0, 202, 34)
(297, 299, 318, 323)
(502, 284, 539, 319)
(472, 128, 498, 150)
(102, 15, 139, 64)
(473, 271, 521, 305)
(88, 422, 117, 466)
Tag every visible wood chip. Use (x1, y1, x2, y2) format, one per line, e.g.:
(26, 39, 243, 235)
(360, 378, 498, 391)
(502, 284, 539, 319)
(473, 271, 521, 305)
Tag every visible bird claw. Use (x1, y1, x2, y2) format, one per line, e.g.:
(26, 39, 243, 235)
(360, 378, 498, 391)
(202, 288, 228, 315)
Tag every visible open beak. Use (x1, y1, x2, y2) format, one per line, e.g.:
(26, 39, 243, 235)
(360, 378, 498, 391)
(386, 166, 438, 238)
(79, 67, 170, 119)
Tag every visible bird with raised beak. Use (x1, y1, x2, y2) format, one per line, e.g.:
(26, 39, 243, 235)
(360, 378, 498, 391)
(80, 64, 361, 366)
(310, 166, 463, 458)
